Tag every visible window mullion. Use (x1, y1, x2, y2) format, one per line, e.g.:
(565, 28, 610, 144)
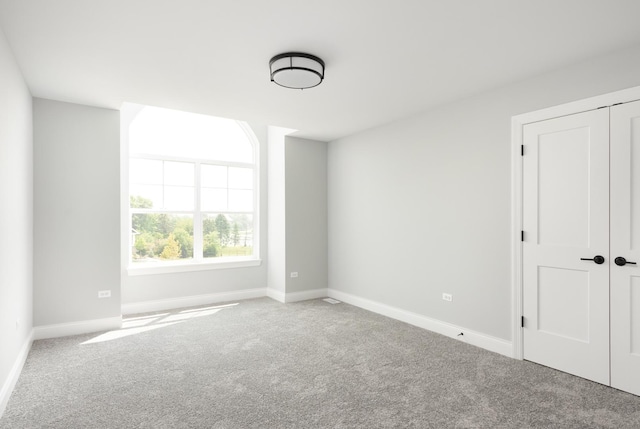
(193, 161, 203, 261)
(226, 166, 230, 211)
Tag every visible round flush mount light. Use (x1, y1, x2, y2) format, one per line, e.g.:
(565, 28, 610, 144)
(269, 52, 325, 90)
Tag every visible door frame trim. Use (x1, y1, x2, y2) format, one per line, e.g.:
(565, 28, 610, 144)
(511, 85, 640, 359)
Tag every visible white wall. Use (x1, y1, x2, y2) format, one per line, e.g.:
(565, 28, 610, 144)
(121, 122, 269, 306)
(267, 126, 288, 295)
(285, 136, 327, 294)
(0, 27, 33, 415)
(33, 98, 120, 326)
(267, 132, 328, 300)
(267, 131, 328, 300)
(328, 43, 640, 341)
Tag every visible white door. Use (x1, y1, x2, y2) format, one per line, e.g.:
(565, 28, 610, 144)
(522, 108, 610, 385)
(610, 100, 640, 396)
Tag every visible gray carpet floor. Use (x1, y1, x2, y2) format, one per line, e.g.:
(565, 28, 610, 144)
(1, 297, 639, 428)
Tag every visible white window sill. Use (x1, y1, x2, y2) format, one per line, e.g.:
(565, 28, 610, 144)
(127, 258, 262, 276)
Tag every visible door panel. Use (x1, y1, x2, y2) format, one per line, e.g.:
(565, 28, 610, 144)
(537, 127, 590, 247)
(610, 100, 640, 396)
(537, 267, 589, 342)
(523, 108, 610, 385)
(630, 278, 640, 356)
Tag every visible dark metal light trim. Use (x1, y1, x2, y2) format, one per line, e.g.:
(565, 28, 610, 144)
(269, 52, 325, 90)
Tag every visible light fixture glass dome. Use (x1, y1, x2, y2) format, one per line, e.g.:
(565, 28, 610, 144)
(269, 52, 325, 90)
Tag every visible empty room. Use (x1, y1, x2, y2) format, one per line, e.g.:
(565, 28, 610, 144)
(2, 1, 640, 427)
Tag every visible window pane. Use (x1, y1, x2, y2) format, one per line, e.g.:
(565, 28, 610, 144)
(229, 190, 253, 212)
(131, 214, 194, 262)
(164, 161, 194, 186)
(202, 214, 253, 259)
(164, 186, 194, 210)
(130, 185, 162, 209)
(228, 167, 253, 189)
(129, 106, 254, 163)
(130, 159, 162, 185)
(201, 188, 227, 211)
(201, 165, 227, 188)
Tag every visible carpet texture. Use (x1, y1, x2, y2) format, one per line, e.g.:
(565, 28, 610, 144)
(2, 297, 639, 428)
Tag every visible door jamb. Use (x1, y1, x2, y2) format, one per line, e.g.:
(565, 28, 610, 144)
(511, 85, 640, 359)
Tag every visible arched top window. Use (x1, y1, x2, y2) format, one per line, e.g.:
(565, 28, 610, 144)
(126, 105, 259, 272)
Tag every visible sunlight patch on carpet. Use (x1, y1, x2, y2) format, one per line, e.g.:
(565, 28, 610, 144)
(81, 303, 239, 345)
(81, 322, 180, 345)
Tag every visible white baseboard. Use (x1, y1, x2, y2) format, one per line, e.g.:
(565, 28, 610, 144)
(327, 289, 512, 357)
(266, 288, 286, 303)
(121, 288, 268, 315)
(0, 329, 33, 419)
(284, 288, 328, 303)
(266, 288, 328, 303)
(33, 316, 123, 340)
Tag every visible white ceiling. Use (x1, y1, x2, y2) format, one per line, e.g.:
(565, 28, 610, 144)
(2, 0, 640, 141)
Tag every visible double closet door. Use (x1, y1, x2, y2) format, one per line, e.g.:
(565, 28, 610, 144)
(522, 100, 640, 396)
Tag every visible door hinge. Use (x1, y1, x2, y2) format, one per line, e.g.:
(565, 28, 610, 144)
(521, 316, 525, 328)
(521, 231, 524, 242)
(521, 145, 524, 156)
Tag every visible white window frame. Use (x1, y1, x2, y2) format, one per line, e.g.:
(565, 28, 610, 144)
(121, 108, 261, 276)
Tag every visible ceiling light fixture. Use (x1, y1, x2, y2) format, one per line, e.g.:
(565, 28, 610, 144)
(269, 52, 325, 90)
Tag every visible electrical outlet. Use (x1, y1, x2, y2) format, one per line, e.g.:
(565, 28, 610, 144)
(290, 272, 298, 278)
(442, 293, 453, 302)
(98, 290, 111, 299)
